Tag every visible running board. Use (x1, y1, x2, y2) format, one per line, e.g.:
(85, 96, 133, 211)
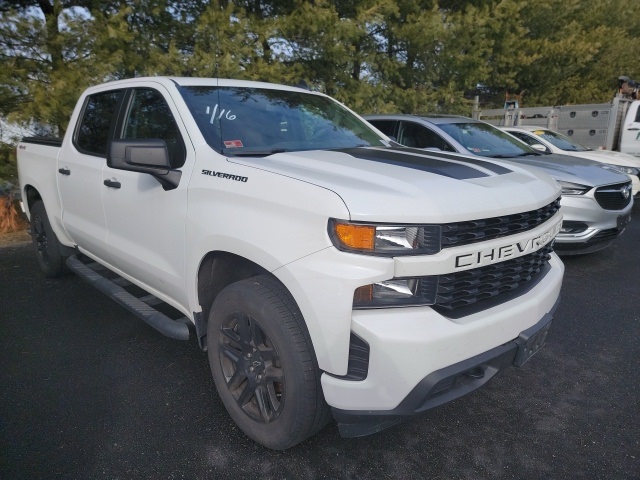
(66, 255, 190, 341)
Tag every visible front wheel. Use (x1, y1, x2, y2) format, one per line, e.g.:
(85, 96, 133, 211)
(207, 275, 330, 450)
(29, 201, 67, 278)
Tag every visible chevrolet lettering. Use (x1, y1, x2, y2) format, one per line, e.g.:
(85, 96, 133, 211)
(455, 219, 562, 269)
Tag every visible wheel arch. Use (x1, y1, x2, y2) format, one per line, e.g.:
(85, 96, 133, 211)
(23, 184, 43, 215)
(195, 250, 271, 349)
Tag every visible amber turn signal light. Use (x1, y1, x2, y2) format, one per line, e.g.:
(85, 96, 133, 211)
(334, 223, 375, 251)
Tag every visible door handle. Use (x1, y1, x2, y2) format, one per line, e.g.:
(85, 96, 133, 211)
(103, 179, 121, 189)
(58, 168, 71, 175)
(627, 127, 640, 131)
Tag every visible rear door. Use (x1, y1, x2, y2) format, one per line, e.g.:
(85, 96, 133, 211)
(58, 89, 125, 261)
(620, 101, 640, 157)
(102, 85, 195, 310)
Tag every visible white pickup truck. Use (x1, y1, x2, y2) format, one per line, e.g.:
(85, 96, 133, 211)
(17, 77, 564, 449)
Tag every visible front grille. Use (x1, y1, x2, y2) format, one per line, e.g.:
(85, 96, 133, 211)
(431, 244, 554, 312)
(594, 182, 632, 210)
(440, 198, 561, 249)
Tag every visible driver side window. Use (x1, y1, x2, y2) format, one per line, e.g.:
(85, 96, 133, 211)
(121, 88, 186, 168)
(398, 122, 455, 152)
(510, 131, 549, 152)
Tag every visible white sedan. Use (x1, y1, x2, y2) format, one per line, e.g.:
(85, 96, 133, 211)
(502, 125, 640, 196)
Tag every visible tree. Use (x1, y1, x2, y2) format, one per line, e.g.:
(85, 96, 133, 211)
(2, 0, 639, 134)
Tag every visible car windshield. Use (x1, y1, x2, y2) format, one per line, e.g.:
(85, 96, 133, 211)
(532, 129, 588, 152)
(179, 86, 387, 155)
(438, 122, 537, 158)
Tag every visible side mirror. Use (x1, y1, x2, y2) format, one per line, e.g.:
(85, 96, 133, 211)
(107, 139, 181, 190)
(530, 143, 549, 153)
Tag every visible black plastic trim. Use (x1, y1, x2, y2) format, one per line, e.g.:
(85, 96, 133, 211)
(434, 260, 552, 320)
(21, 136, 63, 147)
(66, 254, 190, 341)
(325, 333, 370, 381)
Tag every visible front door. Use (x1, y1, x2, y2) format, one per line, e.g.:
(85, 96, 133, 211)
(102, 86, 194, 311)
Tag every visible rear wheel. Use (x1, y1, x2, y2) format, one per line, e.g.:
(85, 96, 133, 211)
(30, 201, 67, 277)
(207, 275, 330, 450)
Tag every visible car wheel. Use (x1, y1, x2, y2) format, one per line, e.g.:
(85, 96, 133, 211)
(207, 275, 331, 450)
(30, 201, 67, 278)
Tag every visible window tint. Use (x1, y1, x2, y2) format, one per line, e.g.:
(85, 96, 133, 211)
(509, 131, 537, 146)
(398, 122, 455, 152)
(122, 88, 186, 168)
(76, 90, 123, 156)
(369, 120, 397, 137)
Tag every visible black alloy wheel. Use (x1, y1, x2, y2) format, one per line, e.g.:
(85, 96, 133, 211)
(218, 311, 285, 423)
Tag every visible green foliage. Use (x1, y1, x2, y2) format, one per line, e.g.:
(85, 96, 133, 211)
(0, 142, 17, 186)
(1, 0, 639, 132)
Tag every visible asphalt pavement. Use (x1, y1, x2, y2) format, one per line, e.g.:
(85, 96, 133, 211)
(1, 204, 639, 479)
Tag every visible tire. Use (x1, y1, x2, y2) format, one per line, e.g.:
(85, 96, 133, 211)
(30, 201, 67, 278)
(207, 275, 331, 450)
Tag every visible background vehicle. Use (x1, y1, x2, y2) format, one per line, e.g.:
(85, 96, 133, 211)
(365, 114, 633, 255)
(475, 76, 640, 157)
(500, 125, 640, 196)
(18, 78, 565, 449)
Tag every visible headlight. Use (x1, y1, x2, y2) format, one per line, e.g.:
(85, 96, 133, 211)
(615, 166, 639, 175)
(353, 277, 439, 308)
(328, 219, 441, 256)
(557, 180, 590, 195)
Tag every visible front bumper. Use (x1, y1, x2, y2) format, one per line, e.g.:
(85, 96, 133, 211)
(554, 191, 633, 252)
(331, 302, 558, 437)
(320, 253, 563, 435)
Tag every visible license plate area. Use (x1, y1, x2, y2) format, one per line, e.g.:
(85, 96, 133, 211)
(513, 316, 552, 367)
(617, 213, 631, 230)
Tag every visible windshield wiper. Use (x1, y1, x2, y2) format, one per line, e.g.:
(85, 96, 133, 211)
(487, 152, 541, 158)
(224, 148, 290, 157)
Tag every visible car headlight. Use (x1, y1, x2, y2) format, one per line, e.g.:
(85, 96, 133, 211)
(328, 219, 441, 256)
(353, 277, 438, 308)
(614, 166, 639, 175)
(557, 180, 590, 195)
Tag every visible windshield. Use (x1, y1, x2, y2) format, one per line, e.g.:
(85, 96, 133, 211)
(531, 129, 588, 152)
(438, 122, 537, 158)
(179, 86, 387, 155)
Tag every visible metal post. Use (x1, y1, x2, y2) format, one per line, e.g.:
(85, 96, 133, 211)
(472, 96, 480, 120)
(548, 107, 558, 131)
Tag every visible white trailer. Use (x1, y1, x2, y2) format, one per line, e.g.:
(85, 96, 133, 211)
(475, 77, 640, 157)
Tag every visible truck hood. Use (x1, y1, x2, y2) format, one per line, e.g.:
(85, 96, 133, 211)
(499, 153, 630, 187)
(229, 147, 561, 223)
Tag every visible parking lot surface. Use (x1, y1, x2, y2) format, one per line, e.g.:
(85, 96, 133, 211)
(1, 204, 639, 479)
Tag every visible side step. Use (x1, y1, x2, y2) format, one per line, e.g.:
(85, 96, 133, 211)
(66, 254, 190, 341)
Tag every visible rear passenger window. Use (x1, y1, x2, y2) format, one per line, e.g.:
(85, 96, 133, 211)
(75, 90, 123, 156)
(121, 88, 186, 168)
